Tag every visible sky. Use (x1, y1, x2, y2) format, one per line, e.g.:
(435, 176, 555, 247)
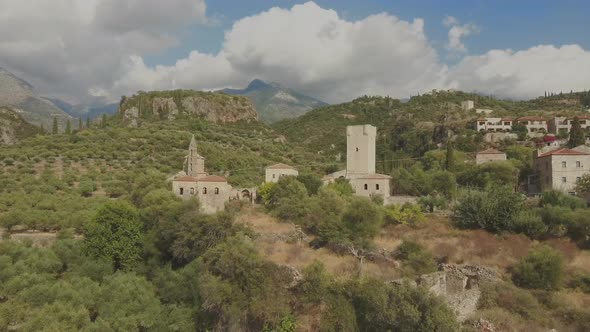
(1, 0, 589, 104)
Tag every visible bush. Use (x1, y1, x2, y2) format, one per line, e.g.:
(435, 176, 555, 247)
(452, 186, 525, 233)
(540, 190, 586, 210)
(512, 211, 548, 239)
(383, 204, 425, 226)
(395, 240, 437, 276)
(512, 246, 564, 290)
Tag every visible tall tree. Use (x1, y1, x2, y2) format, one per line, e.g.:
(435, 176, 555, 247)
(52, 117, 58, 135)
(568, 116, 585, 148)
(65, 120, 71, 134)
(78, 117, 83, 130)
(101, 114, 107, 128)
(445, 139, 455, 171)
(86, 117, 90, 129)
(83, 201, 143, 270)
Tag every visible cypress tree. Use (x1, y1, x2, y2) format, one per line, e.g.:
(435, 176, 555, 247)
(568, 116, 585, 148)
(52, 117, 58, 135)
(445, 139, 455, 171)
(101, 114, 107, 128)
(40, 124, 45, 134)
(86, 117, 90, 129)
(79, 117, 83, 130)
(65, 120, 71, 134)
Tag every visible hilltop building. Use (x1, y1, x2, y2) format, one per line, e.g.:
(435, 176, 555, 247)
(461, 100, 474, 111)
(476, 117, 513, 132)
(517, 116, 548, 134)
(475, 116, 548, 135)
(323, 124, 391, 199)
(172, 136, 251, 213)
(476, 148, 507, 165)
(531, 148, 590, 194)
(265, 163, 299, 183)
(549, 116, 590, 135)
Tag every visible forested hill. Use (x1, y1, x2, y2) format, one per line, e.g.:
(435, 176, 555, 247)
(117, 90, 259, 127)
(273, 90, 590, 161)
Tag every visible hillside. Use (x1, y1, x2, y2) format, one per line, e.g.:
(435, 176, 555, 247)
(0, 107, 41, 145)
(220, 79, 328, 123)
(0, 67, 71, 127)
(273, 90, 590, 162)
(118, 90, 259, 127)
(46, 97, 119, 120)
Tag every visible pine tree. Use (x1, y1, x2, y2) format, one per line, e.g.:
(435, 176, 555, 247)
(52, 117, 58, 135)
(445, 139, 455, 171)
(101, 114, 107, 128)
(65, 120, 71, 134)
(79, 117, 83, 130)
(86, 117, 90, 129)
(40, 123, 45, 134)
(568, 116, 585, 148)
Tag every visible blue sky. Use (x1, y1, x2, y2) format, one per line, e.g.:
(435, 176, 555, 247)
(145, 0, 590, 67)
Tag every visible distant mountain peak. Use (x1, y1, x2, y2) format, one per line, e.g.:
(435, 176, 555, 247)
(220, 79, 328, 123)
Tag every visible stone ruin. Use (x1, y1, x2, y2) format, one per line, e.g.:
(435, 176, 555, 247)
(391, 264, 500, 322)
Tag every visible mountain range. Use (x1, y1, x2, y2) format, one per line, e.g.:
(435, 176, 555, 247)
(220, 79, 328, 123)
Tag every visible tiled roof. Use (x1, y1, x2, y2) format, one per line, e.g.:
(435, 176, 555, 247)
(356, 173, 392, 180)
(477, 148, 505, 155)
(266, 163, 296, 170)
(174, 176, 197, 182)
(537, 148, 590, 158)
(518, 116, 546, 121)
(501, 117, 514, 121)
(198, 175, 228, 182)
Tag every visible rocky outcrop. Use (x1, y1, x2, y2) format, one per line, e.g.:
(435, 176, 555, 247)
(391, 264, 500, 322)
(0, 107, 41, 145)
(119, 91, 258, 127)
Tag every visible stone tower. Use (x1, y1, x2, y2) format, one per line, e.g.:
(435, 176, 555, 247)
(346, 124, 376, 175)
(187, 135, 206, 178)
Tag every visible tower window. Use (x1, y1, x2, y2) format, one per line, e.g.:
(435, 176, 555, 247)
(356, 147, 359, 152)
(203, 187, 207, 194)
(562, 177, 567, 183)
(577, 161, 581, 168)
(364, 184, 368, 190)
(376, 184, 380, 190)
(562, 161, 567, 168)
(179, 188, 184, 195)
(215, 187, 220, 195)
(190, 188, 195, 195)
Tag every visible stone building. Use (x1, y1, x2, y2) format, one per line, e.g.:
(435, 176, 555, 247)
(172, 136, 236, 214)
(265, 163, 298, 183)
(475, 148, 507, 165)
(549, 115, 590, 135)
(532, 148, 590, 194)
(323, 124, 391, 199)
(461, 100, 474, 111)
(517, 116, 548, 134)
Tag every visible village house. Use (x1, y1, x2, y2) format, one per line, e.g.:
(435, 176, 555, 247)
(461, 100, 474, 111)
(323, 124, 391, 199)
(548, 115, 590, 135)
(532, 148, 590, 194)
(476, 117, 513, 132)
(265, 163, 299, 183)
(517, 116, 548, 134)
(475, 148, 507, 165)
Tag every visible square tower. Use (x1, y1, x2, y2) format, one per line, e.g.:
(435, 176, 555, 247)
(346, 124, 376, 175)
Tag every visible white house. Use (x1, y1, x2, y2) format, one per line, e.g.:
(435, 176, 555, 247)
(265, 163, 299, 183)
(476, 148, 507, 165)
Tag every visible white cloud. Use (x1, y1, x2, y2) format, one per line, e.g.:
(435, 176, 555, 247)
(0, 0, 207, 102)
(446, 44, 590, 99)
(443, 16, 479, 53)
(2, 1, 590, 104)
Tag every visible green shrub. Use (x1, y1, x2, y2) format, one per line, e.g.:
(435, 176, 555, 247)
(395, 240, 437, 276)
(512, 246, 564, 290)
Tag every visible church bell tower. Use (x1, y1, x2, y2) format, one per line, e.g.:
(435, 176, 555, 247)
(187, 135, 206, 178)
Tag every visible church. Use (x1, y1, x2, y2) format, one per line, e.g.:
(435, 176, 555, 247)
(323, 124, 391, 199)
(171, 136, 235, 213)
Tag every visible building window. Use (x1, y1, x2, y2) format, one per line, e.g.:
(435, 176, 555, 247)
(562, 177, 567, 183)
(179, 188, 184, 195)
(364, 184, 368, 190)
(215, 187, 219, 195)
(577, 161, 581, 168)
(356, 147, 359, 152)
(202, 187, 207, 194)
(273, 174, 276, 179)
(190, 188, 194, 195)
(577, 177, 581, 183)
(376, 184, 380, 190)
(562, 161, 567, 168)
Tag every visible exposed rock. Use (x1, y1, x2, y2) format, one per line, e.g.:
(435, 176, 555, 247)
(472, 318, 498, 332)
(123, 106, 139, 128)
(151, 97, 178, 120)
(0, 107, 41, 145)
(279, 265, 303, 288)
(181, 95, 258, 122)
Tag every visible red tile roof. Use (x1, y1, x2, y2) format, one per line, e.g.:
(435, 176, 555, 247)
(477, 148, 505, 155)
(537, 148, 590, 158)
(174, 176, 197, 182)
(266, 163, 296, 170)
(518, 116, 546, 121)
(198, 175, 228, 182)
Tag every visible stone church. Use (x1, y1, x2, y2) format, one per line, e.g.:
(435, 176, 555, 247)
(172, 136, 237, 214)
(323, 124, 391, 199)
